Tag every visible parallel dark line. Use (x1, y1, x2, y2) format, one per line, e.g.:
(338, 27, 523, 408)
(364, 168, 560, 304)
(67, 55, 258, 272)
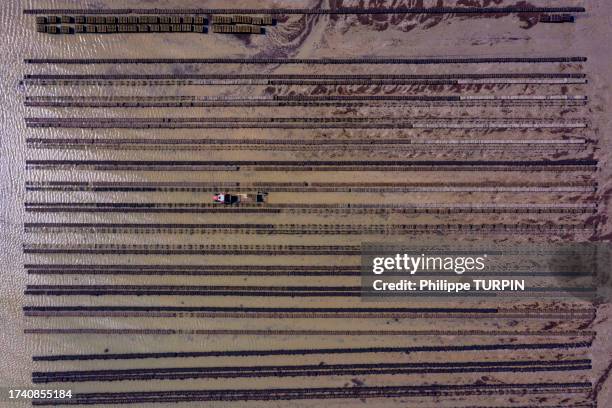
(31, 116, 581, 122)
(25, 284, 595, 291)
(23, 264, 349, 269)
(23, 290, 595, 298)
(24, 329, 595, 336)
(24, 57, 588, 65)
(23, 244, 596, 255)
(25, 138, 587, 145)
(24, 103, 586, 108)
(22, 306, 500, 313)
(19, 80, 539, 86)
(24, 95, 587, 101)
(25, 124, 587, 130)
(23, 290, 366, 297)
(31, 403, 593, 408)
(273, 95, 586, 101)
(24, 292, 592, 298)
(24, 95, 568, 102)
(22, 7, 587, 15)
(25, 284, 381, 293)
(26, 159, 597, 165)
(27, 312, 588, 318)
(24, 181, 596, 193)
(25, 159, 598, 172)
(31, 395, 591, 406)
(25, 285, 591, 291)
(24, 117, 587, 129)
(24, 270, 590, 278)
(23, 203, 595, 214)
(22, 80, 586, 87)
(26, 285, 360, 290)
(34, 366, 593, 384)
(34, 359, 592, 376)
(24, 284, 595, 297)
(26, 165, 594, 171)
(22, 306, 594, 319)
(24, 293, 595, 298)
(22, 223, 592, 235)
(26, 270, 358, 276)
(27, 221, 591, 227)
(25, 181, 596, 186)
(29, 382, 593, 405)
(24, 100, 586, 108)
(32, 341, 592, 361)
(29, 202, 591, 208)
(23, 209, 594, 215)
(24, 264, 363, 276)
(28, 95, 467, 101)
(23, 73, 588, 80)
(33, 363, 592, 383)
(23, 187, 595, 192)
(22, 244, 363, 255)
(25, 265, 593, 277)
(26, 145, 589, 153)
(26, 122, 586, 128)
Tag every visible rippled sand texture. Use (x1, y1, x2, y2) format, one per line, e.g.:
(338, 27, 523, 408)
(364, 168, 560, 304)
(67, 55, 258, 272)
(2, 0, 612, 407)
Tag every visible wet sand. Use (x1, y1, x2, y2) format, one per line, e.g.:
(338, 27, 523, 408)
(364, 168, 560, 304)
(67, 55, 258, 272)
(1, 0, 612, 407)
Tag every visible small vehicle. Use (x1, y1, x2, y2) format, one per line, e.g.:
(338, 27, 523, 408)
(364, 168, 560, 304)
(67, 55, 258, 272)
(539, 14, 575, 23)
(213, 192, 267, 204)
